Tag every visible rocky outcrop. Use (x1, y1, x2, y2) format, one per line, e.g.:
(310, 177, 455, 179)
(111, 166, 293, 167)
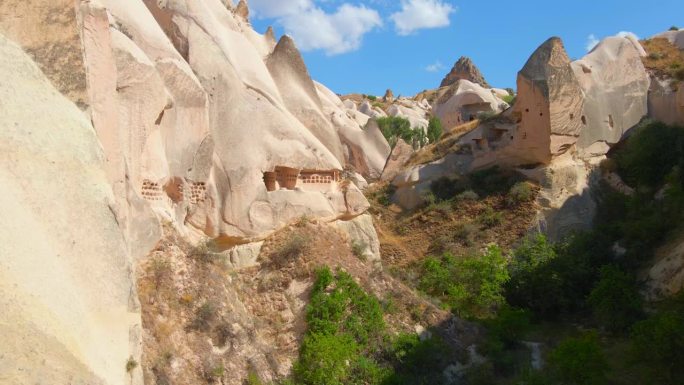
(433, 79, 508, 130)
(0, 33, 141, 385)
(0, 0, 388, 383)
(653, 28, 684, 50)
(383, 88, 395, 102)
(381, 139, 415, 181)
(440, 56, 490, 88)
(648, 77, 684, 125)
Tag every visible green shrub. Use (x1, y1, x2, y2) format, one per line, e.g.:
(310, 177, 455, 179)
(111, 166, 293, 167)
(478, 207, 503, 228)
(547, 332, 608, 385)
(430, 176, 467, 201)
(630, 309, 684, 381)
(376, 116, 413, 147)
(351, 240, 368, 260)
(588, 265, 642, 333)
(126, 357, 138, 373)
(506, 182, 534, 206)
(670, 25, 680, 31)
(427, 117, 444, 143)
(470, 166, 517, 196)
(191, 301, 217, 332)
(502, 94, 516, 105)
(278, 234, 308, 261)
(615, 121, 684, 188)
(420, 245, 509, 318)
(454, 223, 478, 246)
(382, 333, 452, 385)
(367, 95, 377, 101)
(455, 190, 479, 202)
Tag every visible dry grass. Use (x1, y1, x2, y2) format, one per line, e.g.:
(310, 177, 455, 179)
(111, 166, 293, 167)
(641, 37, 684, 85)
(406, 120, 480, 166)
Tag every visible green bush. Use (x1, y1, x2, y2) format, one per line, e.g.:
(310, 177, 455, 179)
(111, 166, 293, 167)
(506, 182, 534, 206)
(367, 95, 377, 101)
(501, 94, 516, 105)
(427, 117, 444, 143)
(382, 333, 452, 385)
(351, 240, 368, 260)
(278, 234, 309, 261)
(630, 308, 684, 382)
(470, 166, 518, 196)
(455, 190, 479, 202)
(478, 207, 503, 228)
(376, 116, 413, 147)
(547, 332, 608, 385)
(615, 121, 684, 188)
(670, 25, 680, 31)
(429, 176, 467, 201)
(588, 265, 643, 333)
(420, 245, 509, 318)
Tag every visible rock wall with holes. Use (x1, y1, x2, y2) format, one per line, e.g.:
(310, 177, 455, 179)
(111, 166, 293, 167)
(0, 0, 387, 384)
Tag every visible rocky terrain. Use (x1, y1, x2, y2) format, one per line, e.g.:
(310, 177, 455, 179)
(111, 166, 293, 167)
(1, 1, 684, 384)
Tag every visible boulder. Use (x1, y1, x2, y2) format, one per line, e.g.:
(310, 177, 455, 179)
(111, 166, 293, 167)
(440, 56, 490, 88)
(334, 213, 382, 262)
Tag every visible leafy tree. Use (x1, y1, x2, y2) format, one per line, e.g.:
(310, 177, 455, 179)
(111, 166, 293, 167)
(376, 117, 414, 147)
(427, 117, 444, 143)
(547, 332, 608, 385)
(588, 265, 642, 333)
(420, 245, 509, 318)
(630, 309, 684, 382)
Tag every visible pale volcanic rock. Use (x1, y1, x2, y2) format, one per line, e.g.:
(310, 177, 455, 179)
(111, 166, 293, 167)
(653, 28, 684, 50)
(0, 33, 141, 385)
(383, 88, 395, 102)
(433, 80, 508, 130)
(387, 103, 429, 131)
(440, 56, 490, 88)
(0, 0, 89, 108)
(572, 36, 650, 151)
(648, 76, 684, 125)
(267, 35, 346, 162)
(316, 82, 391, 180)
(381, 139, 415, 181)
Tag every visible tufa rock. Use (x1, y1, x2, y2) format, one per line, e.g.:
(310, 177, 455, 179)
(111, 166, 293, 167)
(383, 88, 395, 102)
(440, 56, 490, 88)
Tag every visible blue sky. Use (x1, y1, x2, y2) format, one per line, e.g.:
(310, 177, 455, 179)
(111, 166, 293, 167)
(249, 0, 683, 96)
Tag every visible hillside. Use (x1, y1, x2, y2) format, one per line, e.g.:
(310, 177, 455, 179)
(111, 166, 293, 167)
(1, 1, 684, 385)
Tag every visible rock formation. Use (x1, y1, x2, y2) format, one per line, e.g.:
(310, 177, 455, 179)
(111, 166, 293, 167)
(0, 0, 390, 383)
(440, 56, 491, 88)
(433, 79, 508, 130)
(391, 34, 651, 236)
(383, 88, 395, 102)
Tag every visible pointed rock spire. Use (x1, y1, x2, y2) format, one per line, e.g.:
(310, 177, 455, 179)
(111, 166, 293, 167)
(440, 56, 490, 88)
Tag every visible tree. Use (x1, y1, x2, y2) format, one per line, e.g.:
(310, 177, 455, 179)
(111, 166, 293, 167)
(376, 116, 414, 148)
(588, 265, 642, 333)
(420, 245, 509, 318)
(548, 332, 608, 385)
(427, 117, 443, 143)
(631, 309, 684, 382)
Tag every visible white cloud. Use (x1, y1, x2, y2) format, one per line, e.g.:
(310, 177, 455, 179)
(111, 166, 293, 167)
(281, 4, 382, 55)
(616, 31, 640, 40)
(250, 1, 382, 55)
(425, 61, 445, 72)
(586, 31, 639, 52)
(391, 0, 455, 36)
(586, 34, 599, 51)
(249, 0, 312, 19)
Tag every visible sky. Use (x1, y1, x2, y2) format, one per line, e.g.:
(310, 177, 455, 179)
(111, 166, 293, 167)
(249, 0, 684, 97)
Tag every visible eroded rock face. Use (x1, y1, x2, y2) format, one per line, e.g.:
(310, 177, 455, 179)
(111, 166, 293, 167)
(433, 79, 508, 130)
(0, 0, 387, 383)
(440, 56, 490, 88)
(0, 33, 140, 385)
